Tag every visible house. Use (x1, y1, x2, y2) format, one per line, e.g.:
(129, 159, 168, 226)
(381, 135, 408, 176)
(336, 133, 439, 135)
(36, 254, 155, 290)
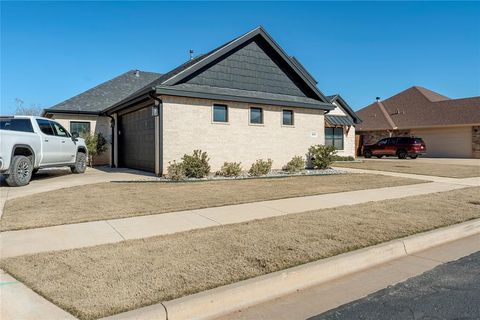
(355, 86, 480, 158)
(44, 26, 361, 174)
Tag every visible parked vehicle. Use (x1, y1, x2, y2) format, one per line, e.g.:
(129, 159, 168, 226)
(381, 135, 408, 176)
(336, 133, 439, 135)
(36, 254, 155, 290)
(362, 137, 426, 159)
(0, 116, 88, 187)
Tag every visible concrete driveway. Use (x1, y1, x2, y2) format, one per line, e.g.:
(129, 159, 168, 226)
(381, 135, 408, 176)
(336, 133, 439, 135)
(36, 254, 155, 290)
(360, 157, 480, 166)
(0, 166, 154, 216)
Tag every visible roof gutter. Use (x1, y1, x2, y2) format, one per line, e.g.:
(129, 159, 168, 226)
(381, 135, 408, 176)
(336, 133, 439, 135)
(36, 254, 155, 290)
(42, 109, 102, 117)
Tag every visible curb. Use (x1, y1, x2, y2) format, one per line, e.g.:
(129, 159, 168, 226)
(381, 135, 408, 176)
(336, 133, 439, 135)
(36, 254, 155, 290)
(101, 218, 480, 320)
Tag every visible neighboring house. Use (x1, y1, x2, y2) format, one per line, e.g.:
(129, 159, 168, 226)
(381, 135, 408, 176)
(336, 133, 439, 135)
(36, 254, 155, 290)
(44, 26, 361, 174)
(356, 86, 480, 158)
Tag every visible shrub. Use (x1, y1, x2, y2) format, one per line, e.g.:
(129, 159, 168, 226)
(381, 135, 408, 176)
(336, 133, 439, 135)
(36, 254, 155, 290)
(166, 161, 185, 181)
(308, 145, 337, 169)
(248, 159, 273, 176)
(182, 150, 211, 178)
(217, 162, 242, 177)
(332, 155, 355, 161)
(283, 156, 306, 173)
(81, 132, 108, 166)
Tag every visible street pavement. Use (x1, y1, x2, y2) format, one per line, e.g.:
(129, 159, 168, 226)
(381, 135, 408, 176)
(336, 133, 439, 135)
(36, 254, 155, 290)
(311, 251, 480, 320)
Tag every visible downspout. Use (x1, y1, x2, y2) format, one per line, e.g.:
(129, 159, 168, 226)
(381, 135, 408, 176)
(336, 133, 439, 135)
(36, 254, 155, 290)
(149, 90, 163, 176)
(106, 114, 115, 168)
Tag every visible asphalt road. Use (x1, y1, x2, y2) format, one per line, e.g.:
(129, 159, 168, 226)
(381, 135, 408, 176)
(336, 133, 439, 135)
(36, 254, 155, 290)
(311, 251, 480, 320)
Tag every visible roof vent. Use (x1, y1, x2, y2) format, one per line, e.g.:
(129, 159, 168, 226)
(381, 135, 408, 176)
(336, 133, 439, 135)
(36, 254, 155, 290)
(189, 49, 194, 60)
(134, 70, 140, 77)
(376, 97, 381, 102)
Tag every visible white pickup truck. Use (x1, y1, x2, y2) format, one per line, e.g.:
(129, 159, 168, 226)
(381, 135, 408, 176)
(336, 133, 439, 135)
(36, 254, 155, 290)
(0, 116, 88, 187)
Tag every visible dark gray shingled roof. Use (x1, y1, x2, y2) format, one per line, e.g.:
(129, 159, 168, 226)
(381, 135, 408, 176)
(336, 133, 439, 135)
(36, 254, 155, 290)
(43, 70, 162, 114)
(104, 26, 337, 114)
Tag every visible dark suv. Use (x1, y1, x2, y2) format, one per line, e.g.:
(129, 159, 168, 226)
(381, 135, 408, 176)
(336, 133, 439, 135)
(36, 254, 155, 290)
(363, 137, 426, 159)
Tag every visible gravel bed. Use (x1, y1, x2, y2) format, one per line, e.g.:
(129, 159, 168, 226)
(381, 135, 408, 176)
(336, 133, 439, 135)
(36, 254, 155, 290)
(134, 168, 347, 182)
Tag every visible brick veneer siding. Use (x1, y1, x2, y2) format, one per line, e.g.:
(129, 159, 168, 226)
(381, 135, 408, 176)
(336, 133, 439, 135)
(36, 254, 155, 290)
(161, 95, 326, 173)
(473, 126, 480, 159)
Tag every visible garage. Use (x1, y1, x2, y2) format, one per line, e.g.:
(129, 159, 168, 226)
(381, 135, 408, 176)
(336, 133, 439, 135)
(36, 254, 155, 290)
(118, 107, 155, 172)
(411, 126, 472, 158)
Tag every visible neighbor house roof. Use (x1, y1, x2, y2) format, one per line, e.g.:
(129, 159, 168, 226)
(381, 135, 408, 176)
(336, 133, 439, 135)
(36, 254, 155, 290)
(43, 70, 162, 115)
(356, 86, 480, 131)
(104, 26, 337, 114)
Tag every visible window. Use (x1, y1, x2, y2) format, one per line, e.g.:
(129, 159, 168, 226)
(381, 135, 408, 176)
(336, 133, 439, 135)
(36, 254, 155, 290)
(0, 118, 34, 133)
(213, 104, 228, 122)
(377, 138, 388, 145)
(36, 119, 55, 135)
(325, 127, 344, 150)
(282, 110, 294, 126)
(51, 121, 70, 137)
(250, 107, 263, 124)
(70, 121, 90, 136)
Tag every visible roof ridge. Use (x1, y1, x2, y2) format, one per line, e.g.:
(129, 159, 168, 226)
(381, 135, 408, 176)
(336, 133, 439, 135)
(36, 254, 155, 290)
(412, 86, 450, 102)
(376, 101, 397, 129)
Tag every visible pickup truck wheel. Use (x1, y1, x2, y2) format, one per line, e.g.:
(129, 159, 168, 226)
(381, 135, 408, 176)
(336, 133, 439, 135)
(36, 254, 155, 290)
(397, 150, 407, 159)
(5, 155, 33, 187)
(71, 152, 87, 174)
(364, 150, 372, 158)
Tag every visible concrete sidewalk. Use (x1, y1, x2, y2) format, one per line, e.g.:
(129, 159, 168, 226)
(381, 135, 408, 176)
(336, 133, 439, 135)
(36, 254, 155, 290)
(1, 178, 477, 258)
(216, 233, 480, 320)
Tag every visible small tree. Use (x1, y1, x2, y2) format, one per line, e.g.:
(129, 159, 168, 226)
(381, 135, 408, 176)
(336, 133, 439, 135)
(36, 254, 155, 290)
(14, 98, 43, 116)
(81, 132, 108, 166)
(308, 145, 337, 169)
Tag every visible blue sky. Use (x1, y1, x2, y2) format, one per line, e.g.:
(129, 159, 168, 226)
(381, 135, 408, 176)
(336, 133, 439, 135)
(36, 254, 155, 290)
(1, 1, 479, 114)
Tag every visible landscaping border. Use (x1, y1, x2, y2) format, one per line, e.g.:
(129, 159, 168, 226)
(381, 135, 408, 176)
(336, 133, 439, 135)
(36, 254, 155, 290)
(101, 218, 480, 320)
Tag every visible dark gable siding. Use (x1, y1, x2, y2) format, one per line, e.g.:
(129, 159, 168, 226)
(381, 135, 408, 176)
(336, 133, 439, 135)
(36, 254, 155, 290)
(182, 38, 312, 98)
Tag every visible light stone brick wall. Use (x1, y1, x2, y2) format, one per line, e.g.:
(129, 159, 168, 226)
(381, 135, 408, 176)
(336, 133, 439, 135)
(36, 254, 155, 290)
(48, 113, 111, 165)
(327, 101, 356, 158)
(336, 125, 356, 157)
(161, 95, 326, 172)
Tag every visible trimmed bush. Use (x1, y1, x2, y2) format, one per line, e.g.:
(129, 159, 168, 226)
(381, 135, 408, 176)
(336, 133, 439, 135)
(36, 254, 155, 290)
(308, 145, 337, 169)
(182, 150, 211, 178)
(167, 161, 185, 181)
(217, 162, 242, 177)
(283, 156, 306, 173)
(248, 159, 273, 177)
(332, 155, 355, 161)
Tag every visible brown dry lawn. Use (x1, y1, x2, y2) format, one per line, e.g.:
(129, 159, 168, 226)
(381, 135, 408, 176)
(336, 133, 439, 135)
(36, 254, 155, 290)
(0, 173, 424, 231)
(2, 187, 479, 320)
(334, 160, 480, 178)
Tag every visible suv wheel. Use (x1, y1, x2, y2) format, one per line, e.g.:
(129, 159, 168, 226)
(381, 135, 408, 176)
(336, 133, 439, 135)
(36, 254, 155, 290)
(397, 149, 407, 159)
(376, 155, 383, 159)
(364, 150, 372, 158)
(5, 155, 33, 187)
(71, 152, 87, 174)
(410, 154, 418, 159)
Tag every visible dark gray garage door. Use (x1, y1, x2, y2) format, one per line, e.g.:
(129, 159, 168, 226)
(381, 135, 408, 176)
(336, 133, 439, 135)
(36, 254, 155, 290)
(119, 107, 155, 172)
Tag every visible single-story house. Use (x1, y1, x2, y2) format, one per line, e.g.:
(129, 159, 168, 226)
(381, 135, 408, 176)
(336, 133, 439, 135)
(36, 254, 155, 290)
(43, 26, 361, 174)
(355, 86, 480, 158)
